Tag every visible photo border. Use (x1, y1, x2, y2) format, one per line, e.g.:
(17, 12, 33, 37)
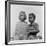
(5, 1, 45, 45)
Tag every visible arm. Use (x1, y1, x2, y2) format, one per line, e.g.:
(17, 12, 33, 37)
(34, 23, 39, 32)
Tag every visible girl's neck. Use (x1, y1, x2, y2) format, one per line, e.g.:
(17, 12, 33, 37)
(20, 20, 25, 22)
(30, 22, 34, 26)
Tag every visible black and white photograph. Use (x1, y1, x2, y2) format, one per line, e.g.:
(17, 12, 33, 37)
(5, 1, 45, 45)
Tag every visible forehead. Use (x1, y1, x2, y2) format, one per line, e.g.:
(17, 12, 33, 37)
(20, 12, 25, 14)
(20, 13, 25, 15)
(29, 15, 33, 17)
(19, 12, 26, 17)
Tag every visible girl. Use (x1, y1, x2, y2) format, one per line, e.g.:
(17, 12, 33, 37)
(27, 13, 39, 40)
(14, 11, 28, 40)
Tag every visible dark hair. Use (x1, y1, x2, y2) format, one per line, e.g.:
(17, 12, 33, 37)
(29, 13, 36, 20)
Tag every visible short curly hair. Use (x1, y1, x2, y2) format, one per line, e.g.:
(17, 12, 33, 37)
(19, 11, 26, 20)
(29, 13, 36, 20)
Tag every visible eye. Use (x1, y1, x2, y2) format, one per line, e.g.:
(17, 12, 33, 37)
(29, 17, 32, 19)
(20, 15, 23, 16)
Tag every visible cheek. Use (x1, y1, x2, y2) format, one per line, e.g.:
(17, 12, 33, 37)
(20, 16, 25, 20)
(31, 17, 34, 20)
(21, 16, 24, 18)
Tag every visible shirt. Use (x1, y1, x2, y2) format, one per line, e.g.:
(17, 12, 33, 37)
(15, 21, 28, 40)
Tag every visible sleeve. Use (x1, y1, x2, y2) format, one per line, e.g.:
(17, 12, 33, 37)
(34, 23, 39, 32)
(14, 23, 20, 40)
(15, 23, 19, 35)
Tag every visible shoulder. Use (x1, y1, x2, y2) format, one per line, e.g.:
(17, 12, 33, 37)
(24, 22, 27, 24)
(34, 23, 38, 25)
(16, 21, 21, 27)
(16, 21, 22, 25)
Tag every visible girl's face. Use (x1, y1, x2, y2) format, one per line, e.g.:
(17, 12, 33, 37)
(29, 15, 34, 22)
(20, 13, 26, 21)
